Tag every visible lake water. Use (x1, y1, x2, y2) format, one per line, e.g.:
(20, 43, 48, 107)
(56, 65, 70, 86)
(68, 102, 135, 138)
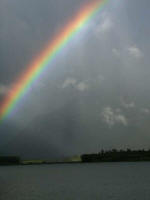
(0, 162, 150, 200)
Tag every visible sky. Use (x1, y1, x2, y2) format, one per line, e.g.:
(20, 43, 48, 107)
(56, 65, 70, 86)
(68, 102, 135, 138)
(0, 0, 150, 159)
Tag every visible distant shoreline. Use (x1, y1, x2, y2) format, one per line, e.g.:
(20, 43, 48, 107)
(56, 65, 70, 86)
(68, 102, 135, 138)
(1, 160, 150, 166)
(1, 149, 150, 166)
(21, 160, 150, 165)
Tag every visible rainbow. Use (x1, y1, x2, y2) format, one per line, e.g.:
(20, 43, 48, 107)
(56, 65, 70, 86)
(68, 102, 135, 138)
(0, 0, 109, 123)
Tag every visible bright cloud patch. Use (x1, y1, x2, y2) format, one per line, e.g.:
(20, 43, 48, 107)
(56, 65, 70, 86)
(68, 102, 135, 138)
(100, 17, 113, 33)
(62, 78, 77, 88)
(95, 13, 113, 37)
(62, 78, 88, 92)
(127, 46, 143, 58)
(76, 82, 88, 91)
(121, 100, 135, 109)
(101, 107, 128, 127)
(141, 108, 150, 114)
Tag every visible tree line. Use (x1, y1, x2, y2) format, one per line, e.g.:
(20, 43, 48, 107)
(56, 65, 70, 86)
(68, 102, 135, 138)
(81, 149, 150, 162)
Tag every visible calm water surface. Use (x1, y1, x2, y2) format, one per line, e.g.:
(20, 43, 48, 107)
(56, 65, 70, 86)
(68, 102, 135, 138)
(0, 162, 150, 200)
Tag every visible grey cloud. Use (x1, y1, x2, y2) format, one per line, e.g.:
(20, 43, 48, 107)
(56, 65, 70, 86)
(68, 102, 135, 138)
(0, 84, 10, 96)
(112, 48, 120, 57)
(0, 0, 150, 157)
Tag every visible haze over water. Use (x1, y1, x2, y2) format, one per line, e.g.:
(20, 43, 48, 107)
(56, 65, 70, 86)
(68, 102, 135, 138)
(0, 162, 150, 200)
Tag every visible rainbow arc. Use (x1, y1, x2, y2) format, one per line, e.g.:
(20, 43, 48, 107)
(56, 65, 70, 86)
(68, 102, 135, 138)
(0, 0, 109, 123)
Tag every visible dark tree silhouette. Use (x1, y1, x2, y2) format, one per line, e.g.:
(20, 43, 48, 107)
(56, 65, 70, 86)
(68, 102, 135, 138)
(81, 149, 150, 162)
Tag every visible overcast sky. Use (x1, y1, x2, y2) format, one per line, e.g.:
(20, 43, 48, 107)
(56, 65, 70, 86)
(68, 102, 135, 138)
(0, 0, 150, 159)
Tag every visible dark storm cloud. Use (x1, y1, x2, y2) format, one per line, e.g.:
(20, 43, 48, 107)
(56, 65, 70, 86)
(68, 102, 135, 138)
(0, 0, 150, 159)
(0, 0, 88, 83)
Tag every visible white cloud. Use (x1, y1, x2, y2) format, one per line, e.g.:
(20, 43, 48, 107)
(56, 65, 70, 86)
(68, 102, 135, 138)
(62, 78, 77, 88)
(0, 84, 10, 95)
(101, 107, 128, 127)
(100, 18, 113, 33)
(115, 114, 128, 126)
(62, 78, 89, 92)
(95, 14, 113, 37)
(101, 107, 115, 126)
(127, 46, 143, 58)
(141, 108, 150, 114)
(121, 100, 135, 109)
(113, 46, 143, 60)
(76, 82, 88, 91)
